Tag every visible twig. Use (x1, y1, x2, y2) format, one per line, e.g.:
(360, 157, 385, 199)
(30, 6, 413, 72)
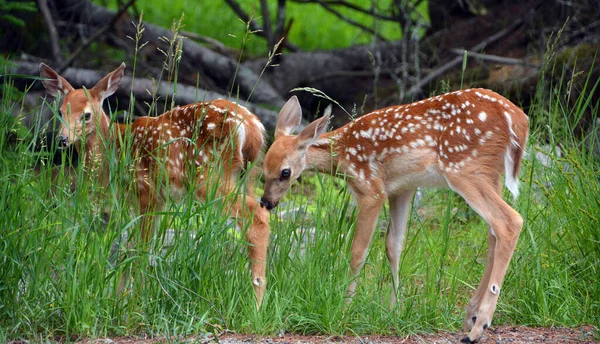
(57, 0, 136, 73)
(117, 0, 140, 21)
(36, 0, 61, 63)
(305, 0, 387, 41)
(260, 0, 274, 49)
(179, 30, 236, 55)
(223, 0, 300, 52)
(290, 0, 398, 22)
(275, 0, 287, 39)
(563, 20, 600, 44)
(450, 49, 539, 67)
(223, 0, 261, 32)
(406, 13, 531, 98)
(306, 68, 402, 84)
(392, 0, 430, 34)
(14, 60, 282, 130)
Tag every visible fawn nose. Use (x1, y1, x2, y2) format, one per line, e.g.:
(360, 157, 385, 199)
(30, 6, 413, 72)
(260, 198, 275, 210)
(56, 135, 69, 148)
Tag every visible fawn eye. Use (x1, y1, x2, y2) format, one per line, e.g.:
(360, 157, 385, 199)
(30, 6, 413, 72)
(280, 168, 291, 180)
(82, 112, 92, 122)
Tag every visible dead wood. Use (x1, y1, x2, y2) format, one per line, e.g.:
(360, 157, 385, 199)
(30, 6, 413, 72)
(36, 0, 61, 64)
(56, 0, 135, 74)
(223, 0, 300, 53)
(406, 13, 533, 98)
(52, 0, 286, 108)
(450, 49, 539, 68)
(11, 61, 280, 131)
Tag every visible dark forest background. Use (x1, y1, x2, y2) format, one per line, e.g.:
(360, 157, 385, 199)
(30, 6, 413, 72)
(1, 0, 599, 133)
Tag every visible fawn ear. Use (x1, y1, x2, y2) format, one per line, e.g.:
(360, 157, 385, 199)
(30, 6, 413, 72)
(91, 62, 125, 102)
(39, 63, 74, 97)
(296, 104, 331, 150)
(275, 96, 302, 139)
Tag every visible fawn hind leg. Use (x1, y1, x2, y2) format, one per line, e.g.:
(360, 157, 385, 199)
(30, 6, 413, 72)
(386, 189, 415, 309)
(446, 174, 523, 343)
(463, 180, 502, 332)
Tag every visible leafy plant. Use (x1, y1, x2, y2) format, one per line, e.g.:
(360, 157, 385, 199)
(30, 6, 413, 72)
(0, 0, 36, 27)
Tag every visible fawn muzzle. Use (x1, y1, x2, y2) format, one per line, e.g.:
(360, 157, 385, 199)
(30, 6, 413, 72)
(56, 134, 69, 149)
(259, 198, 277, 210)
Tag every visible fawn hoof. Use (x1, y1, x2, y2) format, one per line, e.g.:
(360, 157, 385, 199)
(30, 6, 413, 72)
(460, 336, 477, 343)
(252, 276, 266, 309)
(463, 321, 490, 343)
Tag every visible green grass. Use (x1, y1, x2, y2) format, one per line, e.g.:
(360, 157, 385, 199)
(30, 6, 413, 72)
(1, 48, 599, 342)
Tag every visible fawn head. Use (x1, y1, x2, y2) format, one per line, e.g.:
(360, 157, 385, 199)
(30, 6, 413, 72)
(260, 96, 330, 210)
(39, 63, 125, 148)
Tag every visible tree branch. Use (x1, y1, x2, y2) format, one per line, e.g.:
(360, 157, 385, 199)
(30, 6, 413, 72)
(57, 0, 136, 73)
(52, 0, 286, 107)
(290, 0, 397, 22)
(406, 13, 532, 98)
(260, 0, 274, 49)
(223, 0, 300, 52)
(37, 0, 61, 63)
(275, 0, 287, 38)
(303, 0, 387, 41)
(10, 61, 281, 131)
(450, 49, 539, 67)
(179, 30, 237, 56)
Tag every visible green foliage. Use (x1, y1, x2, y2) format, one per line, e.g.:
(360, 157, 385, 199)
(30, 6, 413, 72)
(1, 64, 600, 340)
(1, 7, 599, 340)
(0, 0, 36, 27)
(98, 0, 428, 55)
(0, 60, 32, 156)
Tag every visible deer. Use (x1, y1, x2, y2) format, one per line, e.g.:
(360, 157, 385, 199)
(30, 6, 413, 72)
(39, 63, 271, 308)
(260, 89, 529, 343)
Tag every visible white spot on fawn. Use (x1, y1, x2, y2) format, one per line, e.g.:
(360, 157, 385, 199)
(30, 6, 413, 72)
(478, 112, 488, 122)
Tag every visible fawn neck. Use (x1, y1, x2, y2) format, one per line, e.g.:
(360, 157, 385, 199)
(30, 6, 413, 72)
(304, 131, 342, 175)
(80, 112, 128, 169)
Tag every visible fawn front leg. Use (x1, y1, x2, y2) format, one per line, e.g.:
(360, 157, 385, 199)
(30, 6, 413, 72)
(246, 199, 270, 308)
(224, 190, 270, 309)
(346, 191, 386, 303)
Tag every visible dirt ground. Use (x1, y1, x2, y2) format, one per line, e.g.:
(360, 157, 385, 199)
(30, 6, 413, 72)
(64, 325, 599, 344)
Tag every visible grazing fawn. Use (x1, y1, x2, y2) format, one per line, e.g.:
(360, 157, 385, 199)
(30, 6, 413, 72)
(260, 90, 528, 342)
(40, 63, 270, 308)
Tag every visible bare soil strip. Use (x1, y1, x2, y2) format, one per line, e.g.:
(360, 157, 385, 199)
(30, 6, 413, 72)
(51, 325, 598, 344)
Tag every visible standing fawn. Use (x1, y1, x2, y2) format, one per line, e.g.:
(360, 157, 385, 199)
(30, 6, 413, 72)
(260, 89, 528, 342)
(39, 63, 270, 308)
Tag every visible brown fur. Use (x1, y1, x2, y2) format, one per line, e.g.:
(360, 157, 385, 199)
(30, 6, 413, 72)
(39, 63, 270, 308)
(262, 90, 529, 342)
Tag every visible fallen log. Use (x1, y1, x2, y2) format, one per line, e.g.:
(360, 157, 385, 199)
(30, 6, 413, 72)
(8, 61, 280, 131)
(52, 0, 286, 108)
